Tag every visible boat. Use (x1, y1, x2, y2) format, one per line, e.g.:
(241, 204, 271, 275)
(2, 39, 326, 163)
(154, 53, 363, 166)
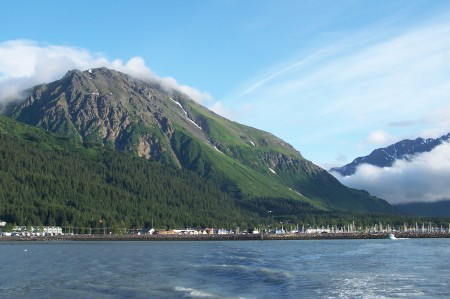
(388, 233, 397, 240)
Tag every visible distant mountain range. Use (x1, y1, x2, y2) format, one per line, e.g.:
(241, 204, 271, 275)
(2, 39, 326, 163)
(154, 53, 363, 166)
(330, 133, 450, 217)
(395, 200, 450, 217)
(330, 133, 450, 176)
(0, 67, 396, 227)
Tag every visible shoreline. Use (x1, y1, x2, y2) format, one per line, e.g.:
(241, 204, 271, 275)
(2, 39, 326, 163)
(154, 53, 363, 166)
(1, 231, 449, 242)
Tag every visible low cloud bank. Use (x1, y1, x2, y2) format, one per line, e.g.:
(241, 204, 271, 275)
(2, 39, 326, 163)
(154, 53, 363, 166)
(0, 40, 211, 107)
(332, 142, 450, 204)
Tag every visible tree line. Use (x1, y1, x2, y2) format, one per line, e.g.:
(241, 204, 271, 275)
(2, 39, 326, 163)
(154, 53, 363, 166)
(0, 132, 255, 229)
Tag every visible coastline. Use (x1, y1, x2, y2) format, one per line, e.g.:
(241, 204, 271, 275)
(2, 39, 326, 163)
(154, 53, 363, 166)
(1, 231, 449, 242)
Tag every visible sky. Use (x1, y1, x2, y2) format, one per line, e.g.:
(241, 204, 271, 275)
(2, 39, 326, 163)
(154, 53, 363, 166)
(1, 1, 450, 204)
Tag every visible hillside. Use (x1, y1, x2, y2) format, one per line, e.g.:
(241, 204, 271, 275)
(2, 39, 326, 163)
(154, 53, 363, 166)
(0, 115, 257, 229)
(6, 67, 395, 214)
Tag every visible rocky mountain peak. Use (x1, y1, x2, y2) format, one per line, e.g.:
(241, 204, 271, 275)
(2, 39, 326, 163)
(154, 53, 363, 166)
(330, 133, 450, 176)
(4, 67, 396, 213)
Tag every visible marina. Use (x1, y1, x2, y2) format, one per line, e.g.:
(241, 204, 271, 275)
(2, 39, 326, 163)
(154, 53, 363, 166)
(1, 230, 449, 242)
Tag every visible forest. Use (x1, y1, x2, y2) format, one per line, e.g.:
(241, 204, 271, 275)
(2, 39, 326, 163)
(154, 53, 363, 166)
(1, 116, 448, 231)
(0, 129, 256, 230)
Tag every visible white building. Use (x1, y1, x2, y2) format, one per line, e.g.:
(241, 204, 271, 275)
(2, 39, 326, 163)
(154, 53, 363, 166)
(42, 226, 63, 235)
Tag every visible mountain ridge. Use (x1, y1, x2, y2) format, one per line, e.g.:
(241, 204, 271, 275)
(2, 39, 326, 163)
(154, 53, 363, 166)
(5, 67, 396, 214)
(395, 200, 450, 217)
(330, 133, 450, 176)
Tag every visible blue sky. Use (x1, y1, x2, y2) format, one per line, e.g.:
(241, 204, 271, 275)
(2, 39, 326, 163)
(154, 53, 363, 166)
(1, 0, 450, 169)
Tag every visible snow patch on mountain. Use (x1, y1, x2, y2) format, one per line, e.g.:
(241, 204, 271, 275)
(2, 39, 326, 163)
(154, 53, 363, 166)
(170, 98, 186, 114)
(170, 97, 202, 130)
(214, 145, 224, 154)
(289, 187, 303, 197)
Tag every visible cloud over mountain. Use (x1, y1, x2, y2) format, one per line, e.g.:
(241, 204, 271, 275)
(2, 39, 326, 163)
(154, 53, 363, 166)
(0, 40, 211, 106)
(222, 15, 450, 167)
(333, 142, 450, 204)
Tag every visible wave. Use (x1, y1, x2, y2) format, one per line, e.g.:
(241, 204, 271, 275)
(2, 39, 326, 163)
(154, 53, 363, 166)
(174, 286, 217, 298)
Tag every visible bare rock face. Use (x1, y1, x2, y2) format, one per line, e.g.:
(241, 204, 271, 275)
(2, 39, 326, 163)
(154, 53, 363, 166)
(70, 93, 130, 143)
(136, 135, 165, 160)
(9, 68, 178, 162)
(137, 136, 152, 159)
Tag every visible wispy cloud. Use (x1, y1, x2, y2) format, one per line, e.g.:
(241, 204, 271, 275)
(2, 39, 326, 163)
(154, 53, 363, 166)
(332, 142, 450, 204)
(0, 40, 211, 106)
(222, 16, 450, 166)
(388, 120, 420, 127)
(208, 101, 237, 120)
(359, 130, 398, 148)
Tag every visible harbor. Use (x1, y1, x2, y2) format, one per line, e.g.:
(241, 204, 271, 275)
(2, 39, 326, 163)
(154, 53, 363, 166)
(2, 220, 450, 241)
(1, 230, 449, 242)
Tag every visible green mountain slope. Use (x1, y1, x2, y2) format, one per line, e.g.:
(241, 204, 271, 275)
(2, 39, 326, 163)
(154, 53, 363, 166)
(7, 67, 396, 214)
(0, 115, 259, 229)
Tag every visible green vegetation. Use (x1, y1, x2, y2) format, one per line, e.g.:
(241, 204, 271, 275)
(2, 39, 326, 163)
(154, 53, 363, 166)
(2, 115, 446, 230)
(3, 67, 399, 224)
(176, 97, 395, 213)
(0, 115, 257, 229)
(0, 116, 449, 231)
(169, 128, 320, 205)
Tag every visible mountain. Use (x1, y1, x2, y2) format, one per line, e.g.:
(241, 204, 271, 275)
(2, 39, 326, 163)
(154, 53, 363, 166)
(330, 133, 450, 176)
(6, 67, 395, 214)
(395, 200, 450, 217)
(0, 114, 255, 229)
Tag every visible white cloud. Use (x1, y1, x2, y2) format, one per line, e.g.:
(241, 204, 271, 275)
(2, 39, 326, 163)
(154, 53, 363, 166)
(208, 101, 237, 120)
(0, 40, 211, 106)
(223, 16, 450, 167)
(265, 22, 450, 122)
(361, 130, 397, 148)
(419, 104, 450, 138)
(333, 142, 450, 204)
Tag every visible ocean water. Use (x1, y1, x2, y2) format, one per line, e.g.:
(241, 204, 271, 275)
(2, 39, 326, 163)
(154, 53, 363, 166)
(0, 238, 448, 298)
